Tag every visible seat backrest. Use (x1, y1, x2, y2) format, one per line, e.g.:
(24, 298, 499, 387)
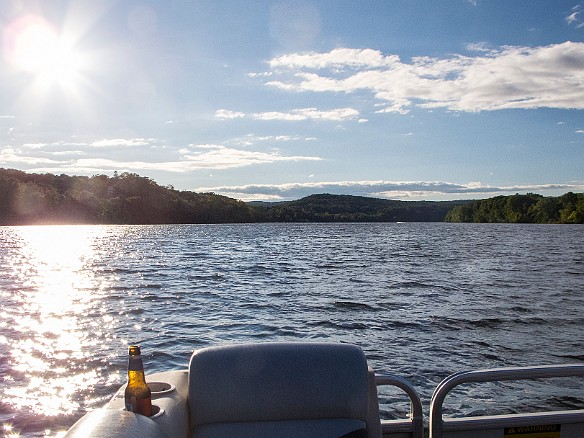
(188, 342, 373, 437)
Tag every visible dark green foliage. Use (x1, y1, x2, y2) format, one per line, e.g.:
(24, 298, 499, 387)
(262, 194, 465, 222)
(0, 169, 254, 225)
(445, 192, 584, 224)
(2, 169, 581, 224)
(0, 169, 466, 224)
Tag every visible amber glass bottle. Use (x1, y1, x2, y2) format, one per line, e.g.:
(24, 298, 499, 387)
(124, 345, 153, 416)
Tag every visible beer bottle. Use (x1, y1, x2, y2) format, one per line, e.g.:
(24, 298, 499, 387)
(124, 345, 153, 416)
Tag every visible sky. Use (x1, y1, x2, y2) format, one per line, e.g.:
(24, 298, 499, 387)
(1, 0, 583, 201)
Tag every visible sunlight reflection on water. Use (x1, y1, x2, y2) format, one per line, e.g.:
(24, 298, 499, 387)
(1, 226, 114, 419)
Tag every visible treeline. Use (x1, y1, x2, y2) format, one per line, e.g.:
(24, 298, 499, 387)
(0, 169, 257, 225)
(445, 192, 584, 223)
(0, 168, 465, 224)
(261, 194, 465, 222)
(2, 169, 582, 225)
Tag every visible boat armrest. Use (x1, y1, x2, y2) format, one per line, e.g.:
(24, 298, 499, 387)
(64, 409, 170, 438)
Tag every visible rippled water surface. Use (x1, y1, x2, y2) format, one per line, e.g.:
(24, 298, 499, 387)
(0, 223, 583, 436)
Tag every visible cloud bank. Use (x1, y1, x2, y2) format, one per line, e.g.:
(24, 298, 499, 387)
(216, 107, 360, 121)
(0, 138, 321, 174)
(254, 43, 584, 114)
(4, 136, 581, 202)
(193, 180, 584, 202)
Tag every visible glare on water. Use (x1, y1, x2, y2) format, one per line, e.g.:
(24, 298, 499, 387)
(1, 226, 115, 420)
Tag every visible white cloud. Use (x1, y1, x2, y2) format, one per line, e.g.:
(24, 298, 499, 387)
(248, 72, 273, 78)
(566, 4, 583, 27)
(254, 107, 359, 121)
(52, 150, 84, 156)
(269, 48, 400, 70)
(466, 42, 493, 53)
(216, 107, 360, 122)
(193, 180, 584, 201)
(90, 138, 152, 147)
(6, 138, 322, 175)
(0, 151, 61, 165)
(179, 144, 321, 169)
(251, 111, 307, 121)
(22, 143, 48, 149)
(566, 11, 579, 24)
(257, 43, 584, 113)
(374, 99, 412, 115)
(233, 134, 313, 144)
(215, 109, 246, 119)
(20, 141, 90, 150)
(28, 146, 321, 174)
(256, 135, 299, 141)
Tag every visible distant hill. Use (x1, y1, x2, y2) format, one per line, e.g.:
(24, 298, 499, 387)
(259, 194, 468, 222)
(0, 168, 467, 225)
(1, 168, 581, 224)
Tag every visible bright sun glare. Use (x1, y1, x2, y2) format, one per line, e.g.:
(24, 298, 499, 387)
(3, 226, 111, 419)
(5, 15, 83, 89)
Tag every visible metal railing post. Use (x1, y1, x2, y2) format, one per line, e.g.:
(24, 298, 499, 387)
(429, 363, 584, 438)
(376, 373, 424, 438)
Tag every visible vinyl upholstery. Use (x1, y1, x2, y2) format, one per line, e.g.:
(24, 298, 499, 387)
(188, 342, 374, 438)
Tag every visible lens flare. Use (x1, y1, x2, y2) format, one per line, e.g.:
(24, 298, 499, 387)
(4, 15, 85, 89)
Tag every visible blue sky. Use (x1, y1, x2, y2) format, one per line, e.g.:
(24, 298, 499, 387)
(1, 0, 583, 201)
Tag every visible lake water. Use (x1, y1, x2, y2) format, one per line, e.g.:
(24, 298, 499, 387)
(0, 223, 583, 436)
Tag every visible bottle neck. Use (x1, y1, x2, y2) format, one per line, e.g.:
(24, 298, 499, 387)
(128, 354, 144, 370)
(128, 355, 147, 383)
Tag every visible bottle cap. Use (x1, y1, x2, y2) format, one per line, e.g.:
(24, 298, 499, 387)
(129, 345, 141, 356)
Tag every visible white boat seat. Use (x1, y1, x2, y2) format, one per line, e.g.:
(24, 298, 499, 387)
(188, 342, 380, 438)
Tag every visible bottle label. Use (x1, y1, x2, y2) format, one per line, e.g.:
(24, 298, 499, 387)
(125, 395, 153, 416)
(128, 356, 144, 371)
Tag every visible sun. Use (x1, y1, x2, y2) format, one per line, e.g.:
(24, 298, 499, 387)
(5, 15, 84, 89)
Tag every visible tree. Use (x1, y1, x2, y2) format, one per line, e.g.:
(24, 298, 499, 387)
(529, 197, 561, 223)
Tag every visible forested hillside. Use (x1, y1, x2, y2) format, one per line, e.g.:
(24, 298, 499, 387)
(262, 194, 465, 222)
(0, 169, 256, 225)
(445, 193, 584, 223)
(1, 169, 582, 224)
(0, 169, 465, 224)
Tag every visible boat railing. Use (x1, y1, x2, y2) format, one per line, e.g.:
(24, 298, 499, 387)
(375, 373, 424, 438)
(429, 363, 584, 438)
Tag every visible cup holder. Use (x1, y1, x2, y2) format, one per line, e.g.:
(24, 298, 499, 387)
(123, 404, 164, 418)
(150, 404, 164, 419)
(148, 381, 175, 395)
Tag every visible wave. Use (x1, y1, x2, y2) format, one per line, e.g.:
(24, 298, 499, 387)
(333, 301, 377, 311)
(309, 320, 369, 330)
(553, 353, 584, 361)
